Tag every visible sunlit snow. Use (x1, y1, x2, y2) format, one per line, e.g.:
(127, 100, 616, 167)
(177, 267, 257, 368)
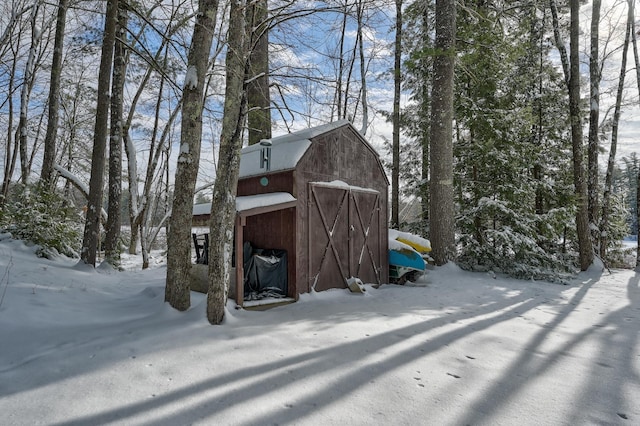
(0, 236, 638, 425)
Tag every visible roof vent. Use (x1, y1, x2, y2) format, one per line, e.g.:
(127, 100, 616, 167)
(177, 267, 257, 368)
(259, 139, 272, 171)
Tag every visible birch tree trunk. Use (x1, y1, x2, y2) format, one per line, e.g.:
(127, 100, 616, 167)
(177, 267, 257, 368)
(40, 0, 68, 187)
(207, 0, 247, 325)
(429, 0, 456, 265)
(165, 0, 219, 310)
(80, 0, 119, 266)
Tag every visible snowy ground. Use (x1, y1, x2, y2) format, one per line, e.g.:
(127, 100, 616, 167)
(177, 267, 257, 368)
(0, 237, 639, 426)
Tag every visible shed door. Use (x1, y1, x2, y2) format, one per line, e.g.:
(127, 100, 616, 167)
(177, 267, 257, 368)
(308, 183, 383, 292)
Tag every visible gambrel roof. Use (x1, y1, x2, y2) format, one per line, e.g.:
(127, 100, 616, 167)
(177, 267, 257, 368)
(238, 119, 374, 178)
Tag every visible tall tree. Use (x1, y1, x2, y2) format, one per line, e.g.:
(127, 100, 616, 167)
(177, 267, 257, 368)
(207, 0, 248, 325)
(165, 0, 219, 310)
(104, 1, 128, 268)
(637, 167, 640, 271)
(402, 1, 433, 233)
(356, 0, 369, 134)
(633, 0, 640, 100)
(17, 0, 43, 185)
(600, 0, 632, 261)
(587, 0, 601, 251)
(40, 0, 69, 187)
(80, 0, 119, 266)
(568, 0, 594, 270)
(551, 0, 594, 270)
(246, 0, 271, 145)
(429, 0, 456, 264)
(418, 4, 431, 231)
(391, 0, 402, 228)
(122, 6, 187, 256)
(630, 0, 640, 270)
(1, 20, 20, 206)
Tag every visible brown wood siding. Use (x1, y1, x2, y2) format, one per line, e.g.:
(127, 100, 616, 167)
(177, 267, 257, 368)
(242, 207, 297, 298)
(295, 125, 389, 292)
(230, 122, 388, 300)
(306, 184, 387, 290)
(296, 126, 388, 190)
(192, 215, 209, 227)
(237, 170, 295, 197)
(307, 185, 351, 291)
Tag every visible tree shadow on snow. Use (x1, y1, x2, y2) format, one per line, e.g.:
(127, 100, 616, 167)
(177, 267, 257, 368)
(452, 269, 640, 425)
(48, 275, 578, 425)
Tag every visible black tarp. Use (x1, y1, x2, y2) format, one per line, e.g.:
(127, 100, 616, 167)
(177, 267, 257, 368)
(243, 242, 288, 300)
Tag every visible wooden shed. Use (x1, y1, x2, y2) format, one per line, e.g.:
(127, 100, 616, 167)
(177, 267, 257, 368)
(200, 119, 389, 307)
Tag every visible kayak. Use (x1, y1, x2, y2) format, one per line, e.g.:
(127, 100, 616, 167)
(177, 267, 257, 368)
(388, 229, 430, 285)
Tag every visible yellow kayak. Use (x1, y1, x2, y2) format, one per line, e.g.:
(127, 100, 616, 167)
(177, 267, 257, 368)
(393, 234, 432, 254)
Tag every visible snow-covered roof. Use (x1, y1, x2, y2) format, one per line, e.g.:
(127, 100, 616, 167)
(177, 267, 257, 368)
(238, 119, 352, 178)
(193, 203, 212, 216)
(311, 180, 379, 194)
(236, 192, 296, 212)
(193, 192, 296, 216)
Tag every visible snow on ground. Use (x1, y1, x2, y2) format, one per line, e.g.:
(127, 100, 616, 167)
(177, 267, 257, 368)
(1, 237, 639, 426)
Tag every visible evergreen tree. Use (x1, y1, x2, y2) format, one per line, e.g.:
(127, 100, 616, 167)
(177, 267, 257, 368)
(454, 0, 575, 280)
(398, 0, 434, 235)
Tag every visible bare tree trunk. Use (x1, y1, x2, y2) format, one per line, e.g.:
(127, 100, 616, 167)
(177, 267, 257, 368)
(80, 0, 119, 266)
(569, 0, 594, 270)
(429, 0, 456, 265)
(587, 0, 601, 252)
(391, 0, 402, 229)
(165, 0, 219, 310)
(533, 7, 546, 215)
(637, 168, 640, 271)
(335, 4, 348, 120)
(246, 0, 271, 145)
(633, 0, 640, 99)
(356, 0, 368, 134)
(18, 1, 43, 185)
(40, 0, 68, 187)
(207, 0, 248, 325)
(600, 0, 631, 261)
(632, 0, 640, 271)
(551, 0, 594, 270)
(104, 2, 128, 268)
(1, 49, 18, 206)
(549, 0, 569, 78)
(123, 9, 185, 254)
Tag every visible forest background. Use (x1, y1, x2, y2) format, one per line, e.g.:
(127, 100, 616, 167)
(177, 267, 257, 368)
(1, 0, 640, 322)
